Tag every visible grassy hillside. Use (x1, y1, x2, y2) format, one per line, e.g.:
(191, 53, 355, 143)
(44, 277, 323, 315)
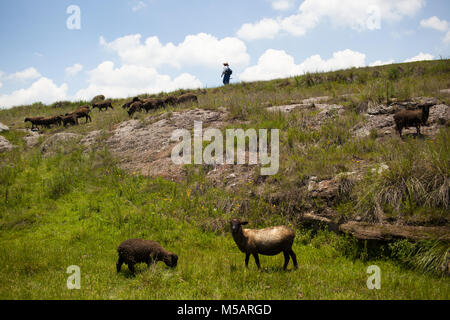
(0, 60, 449, 299)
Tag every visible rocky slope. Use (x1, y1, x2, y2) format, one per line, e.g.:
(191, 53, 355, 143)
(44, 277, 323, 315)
(2, 96, 449, 242)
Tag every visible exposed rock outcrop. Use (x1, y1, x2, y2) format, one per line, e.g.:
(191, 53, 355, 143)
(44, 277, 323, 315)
(0, 136, 14, 152)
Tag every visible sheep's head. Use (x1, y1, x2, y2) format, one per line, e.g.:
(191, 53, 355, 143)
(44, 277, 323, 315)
(163, 253, 178, 268)
(230, 219, 248, 234)
(419, 104, 433, 123)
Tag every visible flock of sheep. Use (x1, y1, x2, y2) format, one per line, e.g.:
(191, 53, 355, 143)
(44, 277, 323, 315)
(122, 92, 198, 117)
(117, 219, 298, 275)
(23, 92, 199, 131)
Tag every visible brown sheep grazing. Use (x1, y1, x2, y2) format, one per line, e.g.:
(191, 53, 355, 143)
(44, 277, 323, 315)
(24, 117, 44, 130)
(91, 95, 105, 104)
(59, 114, 78, 127)
(230, 219, 298, 270)
(127, 101, 143, 117)
(163, 95, 177, 106)
(141, 98, 165, 112)
(33, 116, 62, 129)
(92, 100, 114, 111)
(117, 239, 178, 275)
(177, 93, 198, 104)
(67, 106, 92, 123)
(394, 103, 433, 137)
(122, 97, 141, 109)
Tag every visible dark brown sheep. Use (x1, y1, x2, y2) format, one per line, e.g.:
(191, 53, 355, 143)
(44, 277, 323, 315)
(230, 219, 298, 270)
(59, 114, 78, 127)
(163, 95, 177, 106)
(177, 93, 198, 104)
(67, 106, 92, 123)
(394, 103, 433, 137)
(127, 101, 143, 117)
(92, 100, 114, 111)
(24, 117, 44, 130)
(91, 95, 105, 104)
(141, 98, 165, 112)
(36, 116, 62, 128)
(122, 97, 141, 109)
(117, 239, 178, 275)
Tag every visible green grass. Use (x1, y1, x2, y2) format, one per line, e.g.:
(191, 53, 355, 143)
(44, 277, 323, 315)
(0, 59, 449, 299)
(0, 147, 448, 300)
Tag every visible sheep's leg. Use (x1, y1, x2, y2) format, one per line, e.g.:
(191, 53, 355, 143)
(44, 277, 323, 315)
(252, 253, 261, 269)
(396, 124, 402, 137)
(116, 257, 124, 273)
(289, 249, 298, 269)
(416, 125, 421, 136)
(245, 253, 250, 268)
(128, 263, 136, 275)
(283, 252, 290, 270)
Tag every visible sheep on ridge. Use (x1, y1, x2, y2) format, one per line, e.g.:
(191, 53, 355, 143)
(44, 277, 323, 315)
(35, 116, 62, 129)
(92, 100, 114, 111)
(117, 239, 178, 275)
(176, 93, 198, 105)
(127, 101, 143, 117)
(67, 106, 92, 123)
(24, 117, 44, 130)
(122, 97, 141, 109)
(162, 95, 177, 106)
(230, 219, 298, 270)
(141, 98, 165, 112)
(394, 103, 433, 137)
(91, 95, 105, 104)
(58, 114, 78, 127)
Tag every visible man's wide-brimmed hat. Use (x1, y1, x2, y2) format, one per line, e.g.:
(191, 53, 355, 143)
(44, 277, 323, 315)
(223, 62, 229, 66)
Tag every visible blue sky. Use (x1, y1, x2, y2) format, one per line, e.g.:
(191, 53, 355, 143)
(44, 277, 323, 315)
(0, 0, 449, 108)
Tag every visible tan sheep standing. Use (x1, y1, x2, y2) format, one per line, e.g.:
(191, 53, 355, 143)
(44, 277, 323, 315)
(230, 219, 298, 270)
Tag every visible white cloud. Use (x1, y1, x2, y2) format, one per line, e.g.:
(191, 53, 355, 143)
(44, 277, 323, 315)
(0, 82, 2, 89)
(369, 59, 395, 66)
(0, 77, 68, 108)
(100, 33, 250, 69)
(404, 52, 435, 63)
(132, 1, 147, 12)
(8, 67, 41, 81)
(238, 0, 425, 40)
(272, 0, 295, 11)
(65, 63, 84, 76)
(240, 49, 366, 81)
(445, 31, 450, 44)
(420, 16, 449, 32)
(73, 61, 202, 101)
(237, 18, 281, 41)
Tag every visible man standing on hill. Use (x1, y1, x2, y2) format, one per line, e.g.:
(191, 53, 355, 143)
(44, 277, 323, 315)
(221, 62, 232, 85)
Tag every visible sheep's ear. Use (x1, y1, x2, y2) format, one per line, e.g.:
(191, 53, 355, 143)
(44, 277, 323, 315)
(241, 221, 248, 225)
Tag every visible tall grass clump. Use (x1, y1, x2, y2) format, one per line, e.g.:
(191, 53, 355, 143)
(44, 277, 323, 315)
(389, 239, 449, 275)
(354, 129, 449, 223)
